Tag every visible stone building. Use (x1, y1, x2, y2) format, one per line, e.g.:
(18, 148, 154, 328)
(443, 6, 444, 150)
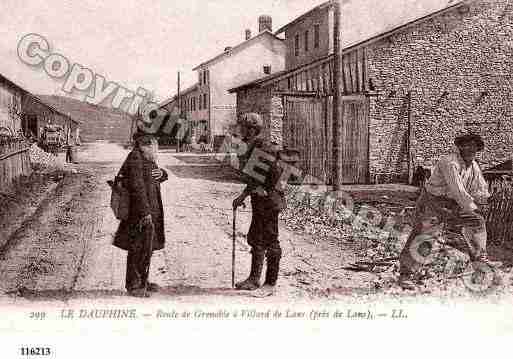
(363, 0, 513, 182)
(231, 0, 513, 184)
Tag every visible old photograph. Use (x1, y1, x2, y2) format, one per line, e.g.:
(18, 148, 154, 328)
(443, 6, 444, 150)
(1, 0, 512, 357)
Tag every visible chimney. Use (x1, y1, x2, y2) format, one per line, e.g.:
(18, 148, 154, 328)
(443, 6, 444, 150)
(245, 29, 251, 40)
(258, 15, 272, 33)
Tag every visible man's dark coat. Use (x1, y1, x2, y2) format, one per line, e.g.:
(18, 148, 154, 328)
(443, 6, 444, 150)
(113, 148, 168, 251)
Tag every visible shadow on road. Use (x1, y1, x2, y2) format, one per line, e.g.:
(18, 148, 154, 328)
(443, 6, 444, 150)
(165, 155, 241, 184)
(171, 155, 222, 165)
(165, 165, 241, 183)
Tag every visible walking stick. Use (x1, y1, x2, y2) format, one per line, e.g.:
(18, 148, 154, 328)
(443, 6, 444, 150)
(232, 208, 237, 288)
(232, 208, 236, 288)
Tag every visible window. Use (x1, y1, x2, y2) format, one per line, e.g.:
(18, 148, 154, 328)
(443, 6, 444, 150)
(294, 34, 299, 56)
(198, 95, 202, 110)
(206, 70, 210, 84)
(203, 71, 207, 85)
(314, 24, 320, 48)
(203, 93, 207, 109)
(304, 30, 309, 52)
(263, 65, 271, 75)
(199, 71, 202, 86)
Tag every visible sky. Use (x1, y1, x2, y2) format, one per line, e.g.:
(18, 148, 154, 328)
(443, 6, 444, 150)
(0, 0, 327, 102)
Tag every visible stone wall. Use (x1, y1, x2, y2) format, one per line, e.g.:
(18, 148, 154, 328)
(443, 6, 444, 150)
(366, 0, 513, 181)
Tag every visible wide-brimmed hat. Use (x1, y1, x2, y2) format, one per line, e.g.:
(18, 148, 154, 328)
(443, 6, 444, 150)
(454, 132, 484, 152)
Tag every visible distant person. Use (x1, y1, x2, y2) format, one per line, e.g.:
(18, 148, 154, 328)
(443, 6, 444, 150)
(199, 133, 207, 152)
(65, 144, 73, 163)
(183, 129, 192, 152)
(113, 132, 168, 297)
(75, 127, 81, 146)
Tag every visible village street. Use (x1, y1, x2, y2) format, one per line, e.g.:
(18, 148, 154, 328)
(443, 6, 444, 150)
(0, 141, 383, 305)
(1, 141, 513, 306)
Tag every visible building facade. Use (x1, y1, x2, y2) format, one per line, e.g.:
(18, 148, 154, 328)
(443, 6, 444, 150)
(21, 95, 80, 142)
(0, 74, 79, 141)
(275, 2, 334, 71)
(160, 84, 206, 141)
(192, 16, 286, 148)
(364, 0, 513, 182)
(232, 0, 513, 184)
(0, 75, 25, 136)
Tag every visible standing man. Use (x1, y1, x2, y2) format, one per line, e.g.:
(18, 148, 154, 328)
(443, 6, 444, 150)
(113, 132, 168, 297)
(65, 143, 73, 163)
(232, 113, 286, 297)
(65, 126, 74, 164)
(398, 133, 492, 290)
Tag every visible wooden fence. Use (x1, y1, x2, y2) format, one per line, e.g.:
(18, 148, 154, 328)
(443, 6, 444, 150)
(0, 140, 32, 191)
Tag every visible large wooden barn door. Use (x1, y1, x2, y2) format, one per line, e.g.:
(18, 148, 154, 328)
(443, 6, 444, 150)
(282, 95, 332, 184)
(282, 93, 370, 185)
(340, 95, 370, 184)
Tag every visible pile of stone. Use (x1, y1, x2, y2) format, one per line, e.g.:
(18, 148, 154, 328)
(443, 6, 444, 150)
(29, 143, 64, 171)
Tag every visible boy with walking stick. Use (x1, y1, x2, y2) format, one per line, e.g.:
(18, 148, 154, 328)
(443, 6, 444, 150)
(232, 113, 287, 297)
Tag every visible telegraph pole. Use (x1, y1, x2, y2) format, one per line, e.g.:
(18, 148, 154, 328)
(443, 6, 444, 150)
(177, 71, 181, 152)
(332, 0, 342, 190)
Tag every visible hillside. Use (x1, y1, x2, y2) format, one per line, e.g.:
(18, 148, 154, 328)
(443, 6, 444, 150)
(37, 95, 135, 143)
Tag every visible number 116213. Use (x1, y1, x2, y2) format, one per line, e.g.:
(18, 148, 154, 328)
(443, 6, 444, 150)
(21, 347, 51, 356)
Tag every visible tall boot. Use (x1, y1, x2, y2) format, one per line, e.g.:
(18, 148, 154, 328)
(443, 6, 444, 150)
(264, 250, 281, 286)
(235, 249, 264, 290)
(252, 249, 281, 297)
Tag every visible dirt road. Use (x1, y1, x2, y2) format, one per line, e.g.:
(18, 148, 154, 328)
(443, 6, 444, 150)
(0, 142, 378, 304)
(0, 142, 511, 305)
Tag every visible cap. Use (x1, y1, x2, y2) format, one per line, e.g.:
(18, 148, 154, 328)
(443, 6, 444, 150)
(454, 132, 484, 152)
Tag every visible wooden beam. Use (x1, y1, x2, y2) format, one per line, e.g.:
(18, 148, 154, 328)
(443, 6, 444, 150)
(333, 1, 342, 190)
(407, 91, 414, 185)
(273, 91, 319, 97)
(0, 147, 30, 162)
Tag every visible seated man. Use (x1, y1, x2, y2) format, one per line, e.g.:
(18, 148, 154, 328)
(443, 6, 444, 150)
(398, 133, 491, 290)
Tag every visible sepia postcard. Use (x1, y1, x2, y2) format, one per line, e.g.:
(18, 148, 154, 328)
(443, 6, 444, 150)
(1, 0, 513, 357)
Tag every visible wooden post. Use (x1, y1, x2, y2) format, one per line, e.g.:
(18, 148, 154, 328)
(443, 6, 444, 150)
(177, 71, 181, 153)
(332, 0, 342, 190)
(407, 91, 414, 184)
